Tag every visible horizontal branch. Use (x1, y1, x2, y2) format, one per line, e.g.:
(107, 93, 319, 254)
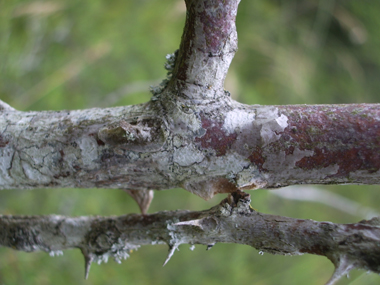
(1, 101, 380, 200)
(1, 192, 379, 282)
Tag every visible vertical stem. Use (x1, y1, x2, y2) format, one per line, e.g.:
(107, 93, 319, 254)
(170, 0, 240, 100)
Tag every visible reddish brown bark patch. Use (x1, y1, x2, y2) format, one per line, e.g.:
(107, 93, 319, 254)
(195, 114, 237, 156)
(201, 0, 236, 53)
(248, 147, 267, 172)
(212, 177, 238, 193)
(278, 105, 380, 177)
(172, 0, 238, 83)
(296, 147, 380, 177)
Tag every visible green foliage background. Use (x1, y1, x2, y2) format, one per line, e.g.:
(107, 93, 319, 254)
(1, 0, 380, 284)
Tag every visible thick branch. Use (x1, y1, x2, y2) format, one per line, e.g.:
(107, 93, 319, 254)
(1, 103, 380, 200)
(0, 103, 175, 191)
(1, 192, 379, 279)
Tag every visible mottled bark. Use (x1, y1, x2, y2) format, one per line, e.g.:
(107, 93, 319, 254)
(0, 192, 379, 283)
(1, 0, 380, 283)
(2, 101, 380, 199)
(170, 0, 238, 98)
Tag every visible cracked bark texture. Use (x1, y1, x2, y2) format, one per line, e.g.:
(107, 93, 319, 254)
(1, 0, 380, 283)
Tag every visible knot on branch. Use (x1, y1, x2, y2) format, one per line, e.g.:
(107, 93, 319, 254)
(220, 190, 254, 216)
(97, 117, 168, 152)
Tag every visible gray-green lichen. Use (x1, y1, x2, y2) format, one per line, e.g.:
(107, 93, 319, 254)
(150, 50, 178, 100)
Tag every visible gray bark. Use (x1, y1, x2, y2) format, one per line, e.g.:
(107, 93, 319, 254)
(2, 102, 380, 199)
(1, 0, 380, 283)
(1, 192, 379, 283)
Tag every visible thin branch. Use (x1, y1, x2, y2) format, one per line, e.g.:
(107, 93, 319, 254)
(1, 192, 379, 282)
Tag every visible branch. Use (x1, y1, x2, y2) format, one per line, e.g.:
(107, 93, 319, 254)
(168, 0, 240, 100)
(1, 192, 379, 282)
(2, 103, 380, 201)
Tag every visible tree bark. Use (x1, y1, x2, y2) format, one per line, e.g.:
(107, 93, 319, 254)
(1, 192, 379, 282)
(1, 0, 379, 283)
(2, 102, 380, 199)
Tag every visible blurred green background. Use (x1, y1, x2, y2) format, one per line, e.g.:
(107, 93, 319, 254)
(1, 0, 380, 284)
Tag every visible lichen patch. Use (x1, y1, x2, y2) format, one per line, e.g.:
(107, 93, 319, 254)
(78, 136, 98, 170)
(254, 107, 288, 146)
(173, 144, 205, 167)
(223, 109, 255, 135)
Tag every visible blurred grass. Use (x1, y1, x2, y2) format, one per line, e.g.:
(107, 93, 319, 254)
(1, 0, 380, 284)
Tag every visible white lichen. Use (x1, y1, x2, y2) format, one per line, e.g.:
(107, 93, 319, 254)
(77, 136, 98, 170)
(173, 144, 205, 166)
(21, 161, 51, 184)
(92, 239, 139, 265)
(223, 109, 256, 135)
(150, 50, 178, 99)
(254, 107, 289, 146)
(49, 250, 64, 257)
